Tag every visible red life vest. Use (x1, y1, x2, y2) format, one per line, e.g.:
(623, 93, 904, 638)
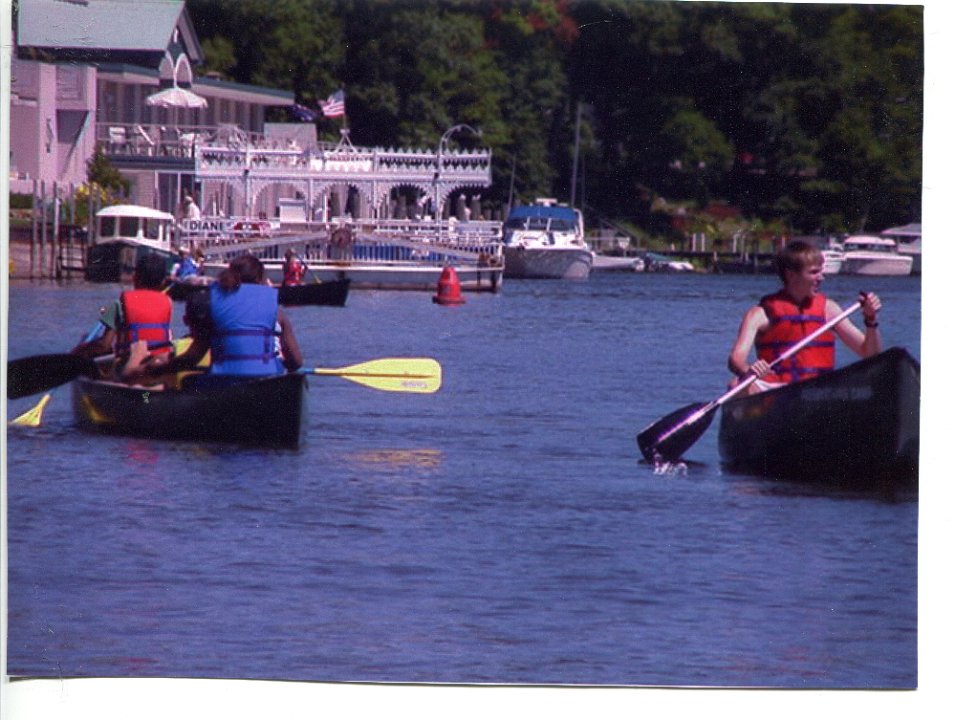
(755, 291, 835, 383)
(283, 258, 305, 286)
(117, 289, 173, 357)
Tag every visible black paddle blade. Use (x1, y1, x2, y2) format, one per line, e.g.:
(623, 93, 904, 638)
(637, 401, 717, 463)
(7, 354, 97, 399)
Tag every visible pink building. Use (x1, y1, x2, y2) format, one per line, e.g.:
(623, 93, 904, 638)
(10, 0, 294, 214)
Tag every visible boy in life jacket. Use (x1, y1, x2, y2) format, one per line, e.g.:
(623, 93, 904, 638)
(132, 254, 303, 383)
(71, 253, 174, 376)
(282, 248, 306, 286)
(727, 240, 883, 394)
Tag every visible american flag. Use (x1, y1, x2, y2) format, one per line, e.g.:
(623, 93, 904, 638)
(319, 89, 345, 118)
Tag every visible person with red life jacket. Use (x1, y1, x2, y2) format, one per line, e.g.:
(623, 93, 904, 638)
(282, 248, 306, 286)
(727, 240, 882, 394)
(132, 254, 302, 384)
(71, 253, 174, 374)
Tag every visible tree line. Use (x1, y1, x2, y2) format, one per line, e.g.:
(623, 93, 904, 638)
(186, 0, 923, 240)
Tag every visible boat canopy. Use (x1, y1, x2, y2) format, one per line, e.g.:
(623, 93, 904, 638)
(505, 204, 579, 232)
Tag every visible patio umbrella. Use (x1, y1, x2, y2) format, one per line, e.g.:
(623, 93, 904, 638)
(145, 85, 208, 109)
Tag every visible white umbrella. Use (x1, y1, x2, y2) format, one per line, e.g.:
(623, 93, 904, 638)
(145, 85, 208, 109)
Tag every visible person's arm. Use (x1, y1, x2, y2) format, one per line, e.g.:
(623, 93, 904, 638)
(276, 308, 303, 371)
(831, 292, 882, 358)
(728, 304, 772, 379)
(70, 301, 120, 358)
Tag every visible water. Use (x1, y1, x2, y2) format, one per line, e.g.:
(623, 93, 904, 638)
(5, 271, 921, 688)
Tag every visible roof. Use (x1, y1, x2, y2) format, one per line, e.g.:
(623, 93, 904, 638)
(17, 1, 198, 57)
(97, 204, 175, 221)
(880, 223, 921, 237)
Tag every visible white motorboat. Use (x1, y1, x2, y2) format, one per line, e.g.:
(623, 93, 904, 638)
(840, 235, 914, 276)
(85, 204, 179, 282)
(502, 199, 594, 279)
(821, 244, 844, 275)
(880, 222, 921, 274)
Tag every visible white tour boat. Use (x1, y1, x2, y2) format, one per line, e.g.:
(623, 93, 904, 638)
(85, 204, 179, 283)
(501, 199, 594, 279)
(839, 235, 914, 276)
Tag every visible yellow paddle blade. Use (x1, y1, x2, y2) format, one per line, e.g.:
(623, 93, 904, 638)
(311, 358, 442, 394)
(10, 394, 52, 427)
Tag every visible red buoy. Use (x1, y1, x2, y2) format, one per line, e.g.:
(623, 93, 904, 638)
(432, 266, 466, 305)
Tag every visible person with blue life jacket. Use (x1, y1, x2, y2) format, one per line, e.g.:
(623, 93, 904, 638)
(169, 246, 200, 281)
(728, 240, 882, 395)
(136, 254, 302, 382)
(71, 253, 174, 372)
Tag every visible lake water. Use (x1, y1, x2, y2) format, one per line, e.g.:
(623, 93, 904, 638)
(5, 271, 921, 689)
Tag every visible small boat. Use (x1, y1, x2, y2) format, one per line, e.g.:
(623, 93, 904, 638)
(880, 222, 921, 275)
(85, 204, 179, 283)
(718, 347, 919, 492)
(277, 279, 351, 306)
(72, 372, 308, 448)
(165, 277, 351, 307)
(840, 235, 914, 276)
(502, 199, 594, 279)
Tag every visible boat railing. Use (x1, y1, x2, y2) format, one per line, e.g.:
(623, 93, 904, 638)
(193, 221, 503, 268)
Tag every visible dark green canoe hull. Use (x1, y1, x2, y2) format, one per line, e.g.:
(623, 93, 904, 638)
(718, 347, 919, 491)
(72, 373, 307, 449)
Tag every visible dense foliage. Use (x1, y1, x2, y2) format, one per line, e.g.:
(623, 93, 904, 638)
(185, 0, 922, 237)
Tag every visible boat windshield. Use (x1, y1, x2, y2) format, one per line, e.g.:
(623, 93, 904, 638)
(143, 218, 165, 240)
(504, 217, 576, 232)
(99, 216, 117, 237)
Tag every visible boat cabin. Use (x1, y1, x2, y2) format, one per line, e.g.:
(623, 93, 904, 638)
(95, 204, 176, 251)
(842, 235, 900, 253)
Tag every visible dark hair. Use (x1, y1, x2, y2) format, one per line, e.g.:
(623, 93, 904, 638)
(135, 253, 169, 289)
(775, 240, 823, 281)
(218, 254, 265, 291)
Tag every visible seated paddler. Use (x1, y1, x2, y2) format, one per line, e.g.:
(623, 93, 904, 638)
(131, 254, 303, 385)
(70, 252, 175, 378)
(727, 239, 883, 395)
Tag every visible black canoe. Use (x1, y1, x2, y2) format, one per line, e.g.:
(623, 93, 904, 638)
(72, 373, 308, 448)
(165, 278, 350, 307)
(717, 347, 919, 492)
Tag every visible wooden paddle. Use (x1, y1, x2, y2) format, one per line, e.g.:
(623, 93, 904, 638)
(636, 300, 863, 463)
(308, 357, 442, 394)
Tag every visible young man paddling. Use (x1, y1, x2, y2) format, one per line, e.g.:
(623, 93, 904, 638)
(727, 240, 883, 394)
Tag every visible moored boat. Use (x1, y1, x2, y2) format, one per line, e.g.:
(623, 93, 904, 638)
(72, 372, 308, 448)
(718, 347, 919, 491)
(840, 235, 913, 276)
(880, 222, 921, 274)
(502, 199, 593, 279)
(85, 204, 180, 283)
(165, 277, 351, 306)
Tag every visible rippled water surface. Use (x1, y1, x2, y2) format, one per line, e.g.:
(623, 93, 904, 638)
(6, 271, 921, 687)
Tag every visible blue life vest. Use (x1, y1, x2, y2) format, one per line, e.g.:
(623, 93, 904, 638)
(208, 283, 284, 375)
(175, 256, 199, 279)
